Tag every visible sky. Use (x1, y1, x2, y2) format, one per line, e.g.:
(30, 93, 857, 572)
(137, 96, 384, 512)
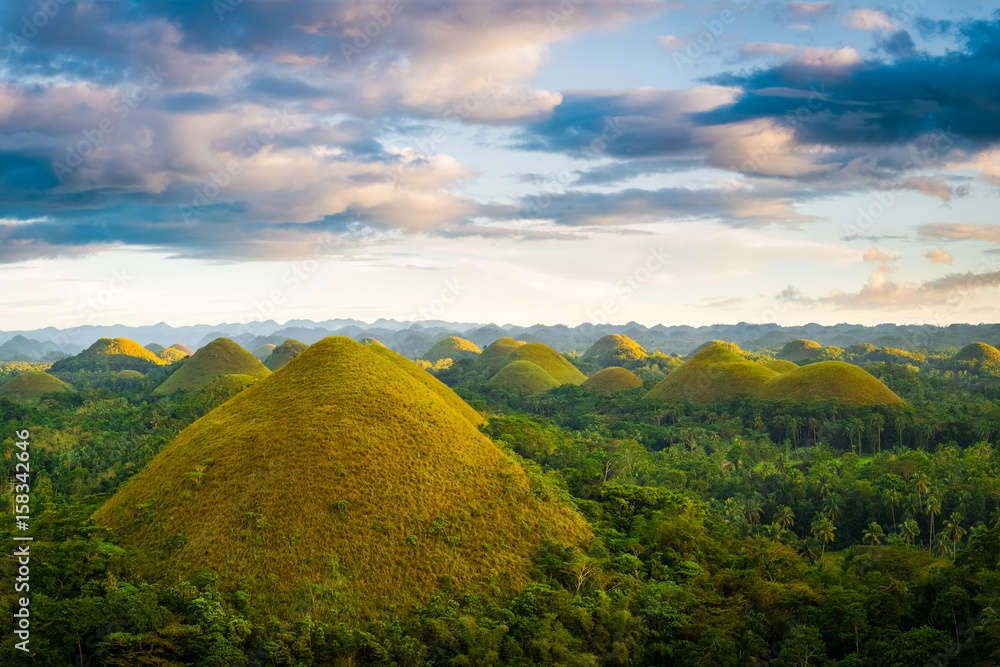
(1, 0, 1000, 330)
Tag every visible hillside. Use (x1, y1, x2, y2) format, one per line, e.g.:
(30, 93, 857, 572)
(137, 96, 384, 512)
(251, 344, 277, 361)
(581, 366, 644, 394)
(755, 361, 905, 405)
(479, 336, 526, 372)
(758, 358, 798, 373)
(50, 337, 167, 373)
(153, 338, 271, 395)
(499, 343, 587, 386)
(489, 360, 561, 394)
(951, 342, 1000, 370)
(424, 336, 482, 363)
(647, 344, 778, 403)
(582, 334, 649, 368)
(689, 340, 744, 357)
(263, 339, 309, 371)
(778, 339, 824, 362)
(94, 336, 590, 618)
(0, 370, 74, 403)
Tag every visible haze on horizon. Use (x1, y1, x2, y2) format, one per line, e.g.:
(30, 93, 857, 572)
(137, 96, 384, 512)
(1, 0, 999, 331)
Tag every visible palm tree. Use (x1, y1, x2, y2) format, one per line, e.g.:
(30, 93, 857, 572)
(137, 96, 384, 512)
(912, 472, 931, 507)
(883, 489, 902, 533)
(870, 413, 885, 454)
(823, 493, 843, 522)
(811, 515, 836, 557)
(925, 494, 942, 553)
(774, 506, 795, 531)
(946, 512, 967, 560)
(817, 474, 833, 499)
(863, 522, 884, 546)
(765, 523, 784, 542)
(901, 518, 921, 546)
(744, 496, 764, 525)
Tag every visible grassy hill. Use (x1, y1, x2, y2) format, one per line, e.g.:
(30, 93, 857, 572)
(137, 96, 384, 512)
(582, 334, 649, 368)
(424, 336, 482, 363)
(0, 370, 74, 403)
(153, 338, 271, 396)
(263, 339, 309, 371)
(689, 340, 744, 357)
(778, 339, 824, 362)
(251, 344, 276, 362)
(758, 358, 798, 373)
(479, 337, 526, 372)
(647, 344, 778, 404)
(50, 337, 167, 373)
(581, 366, 644, 393)
(951, 342, 1000, 370)
(500, 343, 586, 386)
(756, 361, 904, 405)
(489, 360, 561, 394)
(360, 337, 386, 347)
(94, 336, 590, 618)
(170, 343, 194, 355)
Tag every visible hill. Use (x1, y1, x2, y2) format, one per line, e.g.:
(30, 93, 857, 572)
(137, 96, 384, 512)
(581, 367, 644, 394)
(758, 358, 798, 373)
(263, 339, 309, 371)
(479, 337, 526, 372)
(951, 342, 1000, 370)
(755, 361, 904, 405)
(489, 360, 561, 394)
(49, 337, 167, 373)
(153, 338, 271, 396)
(778, 339, 823, 362)
(359, 337, 386, 347)
(0, 335, 58, 361)
(251, 344, 277, 361)
(582, 334, 649, 368)
(647, 344, 778, 404)
(424, 336, 482, 363)
(94, 337, 590, 618)
(499, 343, 587, 386)
(0, 370, 74, 403)
(689, 340, 744, 357)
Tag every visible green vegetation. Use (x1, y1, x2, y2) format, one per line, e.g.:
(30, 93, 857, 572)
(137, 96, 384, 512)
(157, 347, 189, 363)
(50, 337, 167, 373)
(500, 342, 587, 386)
(95, 336, 589, 619)
(423, 336, 481, 363)
(582, 366, 644, 393)
(251, 343, 277, 361)
(689, 339, 744, 357)
(951, 342, 1000, 370)
(757, 361, 905, 405)
(0, 369, 73, 403)
(478, 336, 525, 371)
(153, 338, 271, 396)
(489, 359, 561, 394)
(263, 339, 308, 371)
(647, 344, 778, 403)
(779, 338, 824, 361)
(583, 333, 649, 368)
(759, 358, 799, 373)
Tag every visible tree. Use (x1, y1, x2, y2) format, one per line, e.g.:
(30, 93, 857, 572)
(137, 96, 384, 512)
(823, 493, 843, 522)
(869, 412, 885, 454)
(925, 493, 941, 552)
(775, 506, 795, 530)
(883, 489, 902, 533)
(946, 512, 967, 559)
(863, 522, 884, 546)
(811, 515, 836, 557)
(901, 518, 920, 546)
(912, 472, 931, 507)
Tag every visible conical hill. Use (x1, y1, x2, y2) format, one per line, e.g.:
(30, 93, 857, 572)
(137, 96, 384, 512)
(50, 337, 166, 373)
(252, 344, 276, 361)
(646, 344, 777, 403)
(424, 336, 481, 363)
(778, 339, 823, 362)
(951, 342, 1000, 370)
(499, 343, 586, 386)
(479, 336, 526, 372)
(489, 360, 561, 394)
(263, 339, 308, 371)
(755, 361, 904, 405)
(0, 370, 74, 403)
(94, 337, 590, 617)
(582, 367, 644, 393)
(153, 338, 271, 395)
(583, 334, 648, 368)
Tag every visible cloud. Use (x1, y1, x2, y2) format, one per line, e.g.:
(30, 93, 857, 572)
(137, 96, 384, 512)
(788, 1, 832, 16)
(845, 9, 894, 31)
(657, 35, 688, 52)
(862, 246, 900, 273)
(926, 248, 953, 264)
(740, 43, 799, 58)
(903, 176, 955, 202)
(920, 223, 1000, 245)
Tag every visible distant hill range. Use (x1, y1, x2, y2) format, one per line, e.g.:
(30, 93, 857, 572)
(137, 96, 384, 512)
(2, 319, 998, 361)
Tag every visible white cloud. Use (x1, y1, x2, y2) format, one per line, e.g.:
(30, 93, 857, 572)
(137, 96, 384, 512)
(657, 35, 688, 52)
(845, 8, 895, 31)
(926, 248, 953, 265)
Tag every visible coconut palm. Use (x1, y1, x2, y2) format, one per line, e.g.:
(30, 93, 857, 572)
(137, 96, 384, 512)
(811, 515, 836, 557)
(946, 512, 967, 560)
(863, 522, 884, 546)
(744, 495, 764, 525)
(901, 518, 921, 546)
(925, 494, 942, 552)
(912, 472, 931, 506)
(774, 505, 795, 530)
(823, 493, 843, 522)
(883, 489, 902, 533)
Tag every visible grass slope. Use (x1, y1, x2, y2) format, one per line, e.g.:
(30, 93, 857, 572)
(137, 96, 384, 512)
(952, 342, 1000, 370)
(263, 339, 309, 371)
(689, 340, 744, 357)
(251, 344, 277, 361)
(424, 336, 482, 363)
(582, 366, 644, 394)
(758, 358, 798, 373)
(479, 337, 526, 372)
(778, 339, 823, 362)
(489, 360, 561, 394)
(158, 348, 190, 363)
(94, 336, 590, 618)
(169, 343, 194, 355)
(50, 337, 167, 373)
(582, 334, 649, 368)
(153, 338, 271, 396)
(0, 370, 74, 403)
(647, 344, 778, 404)
(500, 343, 587, 386)
(756, 361, 904, 405)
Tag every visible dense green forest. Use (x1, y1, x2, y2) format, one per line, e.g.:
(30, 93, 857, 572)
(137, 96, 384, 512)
(2, 339, 1000, 666)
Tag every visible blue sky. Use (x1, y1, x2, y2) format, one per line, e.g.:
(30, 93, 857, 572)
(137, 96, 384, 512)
(1, 0, 999, 329)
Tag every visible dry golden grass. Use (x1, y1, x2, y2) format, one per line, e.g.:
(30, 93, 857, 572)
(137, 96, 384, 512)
(0, 370, 74, 403)
(153, 338, 271, 396)
(479, 337, 526, 372)
(581, 366, 644, 393)
(778, 339, 823, 362)
(94, 336, 590, 619)
(689, 340, 744, 357)
(500, 343, 586, 386)
(51, 337, 167, 372)
(758, 358, 798, 373)
(489, 360, 561, 394)
(756, 361, 905, 405)
(424, 336, 482, 363)
(646, 344, 778, 404)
